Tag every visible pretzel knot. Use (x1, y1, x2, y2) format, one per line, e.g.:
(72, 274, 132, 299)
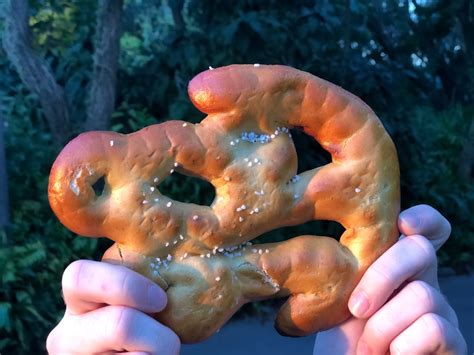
(48, 65, 400, 343)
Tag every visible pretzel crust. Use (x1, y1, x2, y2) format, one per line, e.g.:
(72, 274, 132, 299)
(48, 65, 400, 343)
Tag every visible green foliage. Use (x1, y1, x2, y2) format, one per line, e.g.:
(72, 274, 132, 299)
(0, 0, 473, 352)
(396, 106, 474, 269)
(0, 67, 98, 352)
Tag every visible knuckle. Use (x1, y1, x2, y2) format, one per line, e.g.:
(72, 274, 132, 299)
(46, 317, 68, 354)
(368, 262, 395, 287)
(446, 304, 460, 328)
(421, 313, 445, 340)
(409, 235, 437, 267)
(390, 340, 409, 355)
(158, 327, 181, 355)
(364, 315, 390, 341)
(443, 215, 452, 233)
(109, 306, 137, 343)
(117, 267, 133, 293)
(406, 280, 436, 309)
(46, 327, 58, 353)
(419, 205, 451, 242)
(62, 260, 87, 293)
(427, 206, 452, 234)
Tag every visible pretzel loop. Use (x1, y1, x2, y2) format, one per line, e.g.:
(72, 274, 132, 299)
(49, 65, 400, 343)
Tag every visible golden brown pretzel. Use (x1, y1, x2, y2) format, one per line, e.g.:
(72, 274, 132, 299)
(48, 64, 400, 343)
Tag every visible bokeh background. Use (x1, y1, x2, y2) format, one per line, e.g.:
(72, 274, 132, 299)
(0, 0, 473, 352)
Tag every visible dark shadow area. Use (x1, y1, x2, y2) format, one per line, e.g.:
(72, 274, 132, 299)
(290, 128, 332, 174)
(255, 219, 345, 244)
(92, 176, 106, 197)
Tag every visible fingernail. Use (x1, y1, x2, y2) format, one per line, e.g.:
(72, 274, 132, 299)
(348, 291, 369, 317)
(399, 212, 420, 229)
(148, 284, 166, 311)
(357, 340, 372, 355)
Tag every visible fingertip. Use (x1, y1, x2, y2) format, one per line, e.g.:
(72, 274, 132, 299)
(348, 290, 370, 318)
(398, 204, 451, 249)
(147, 284, 167, 312)
(398, 206, 422, 234)
(62, 260, 94, 300)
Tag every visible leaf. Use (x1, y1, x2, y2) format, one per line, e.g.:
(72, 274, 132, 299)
(0, 303, 12, 331)
(121, 33, 142, 50)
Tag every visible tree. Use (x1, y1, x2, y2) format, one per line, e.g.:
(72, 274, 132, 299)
(2, 0, 123, 145)
(0, 109, 9, 242)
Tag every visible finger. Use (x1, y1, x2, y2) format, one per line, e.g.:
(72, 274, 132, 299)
(100, 352, 149, 355)
(398, 204, 451, 250)
(348, 235, 438, 318)
(389, 313, 467, 355)
(62, 260, 167, 315)
(357, 280, 459, 354)
(46, 306, 180, 354)
(313, 316, 366, 354)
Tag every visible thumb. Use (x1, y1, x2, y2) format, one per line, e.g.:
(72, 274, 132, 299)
(398, 204, 451, 251)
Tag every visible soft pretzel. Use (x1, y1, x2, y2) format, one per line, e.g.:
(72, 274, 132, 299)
(48, 64, 400, 343)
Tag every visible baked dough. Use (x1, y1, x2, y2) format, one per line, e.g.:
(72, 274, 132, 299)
(48, 64, 400, 343)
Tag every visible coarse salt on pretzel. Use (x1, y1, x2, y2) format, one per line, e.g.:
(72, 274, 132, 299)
(48, 64, 400, 343)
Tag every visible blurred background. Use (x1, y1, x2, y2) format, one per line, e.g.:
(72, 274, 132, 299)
(0, 0, 473, 352)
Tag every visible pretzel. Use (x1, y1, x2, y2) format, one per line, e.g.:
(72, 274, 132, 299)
(48, 64, 400, 343)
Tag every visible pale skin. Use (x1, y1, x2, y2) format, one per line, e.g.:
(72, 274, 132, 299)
(46, 205, 468, 354)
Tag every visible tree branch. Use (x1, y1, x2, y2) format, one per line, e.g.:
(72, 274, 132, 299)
(0, 109, 10, 238)
(458, 119, 474, 181)
(341, 0, 351, 86)
(170, 0, 185, 33)
(2, 0, 71, 145)
(85, 0, 123, 131)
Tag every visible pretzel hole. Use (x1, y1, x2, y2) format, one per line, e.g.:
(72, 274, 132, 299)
(158, 171, 215, 206)
(291, 129, 331, 174)
(92, 176, 107, 197)
(256, 219, 345, 243)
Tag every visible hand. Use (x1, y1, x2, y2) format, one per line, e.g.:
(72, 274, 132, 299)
(46, 260, 180, 354)
(313, 205, 467, 354)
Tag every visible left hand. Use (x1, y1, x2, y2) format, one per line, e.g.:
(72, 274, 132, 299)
(313, 205, 467, 354)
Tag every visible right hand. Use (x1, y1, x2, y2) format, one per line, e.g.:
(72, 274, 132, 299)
(46, 260, 180, 354)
